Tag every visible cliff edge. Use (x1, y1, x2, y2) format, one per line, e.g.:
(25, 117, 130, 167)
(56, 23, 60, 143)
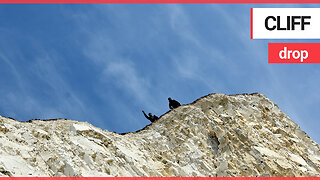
(0, 93, 319, 177)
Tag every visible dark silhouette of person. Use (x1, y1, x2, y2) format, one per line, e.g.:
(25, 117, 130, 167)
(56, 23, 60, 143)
(168, 97, 181, 110)
(142, 110, 159, 122)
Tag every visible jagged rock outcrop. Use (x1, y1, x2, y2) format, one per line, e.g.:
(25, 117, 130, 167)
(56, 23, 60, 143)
(0, 93, 319, 177)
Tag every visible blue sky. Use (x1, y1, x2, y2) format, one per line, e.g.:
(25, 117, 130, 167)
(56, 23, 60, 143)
(0, 4, 319, 143)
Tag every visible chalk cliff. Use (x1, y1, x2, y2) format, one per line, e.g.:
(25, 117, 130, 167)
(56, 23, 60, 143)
(0, 93, 319, 177)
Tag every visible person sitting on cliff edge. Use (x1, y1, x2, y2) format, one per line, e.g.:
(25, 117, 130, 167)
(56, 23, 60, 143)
(168, 97, 181, 110)
(142, 110, 159, 123)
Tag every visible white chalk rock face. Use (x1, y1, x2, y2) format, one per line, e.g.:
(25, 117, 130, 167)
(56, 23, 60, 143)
(0, 93, 319, 177)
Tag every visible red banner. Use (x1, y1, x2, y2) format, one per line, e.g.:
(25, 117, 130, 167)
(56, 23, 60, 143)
(269, 43, 320, 63)
(0, 178, 319, 179)
(0, 0, 320, 3)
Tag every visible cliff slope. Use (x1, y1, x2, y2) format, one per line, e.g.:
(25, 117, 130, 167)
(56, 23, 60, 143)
(0, 93, 319, 177)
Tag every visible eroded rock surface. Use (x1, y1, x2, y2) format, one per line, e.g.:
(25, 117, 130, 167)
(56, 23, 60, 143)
(0, 93, 319, 177)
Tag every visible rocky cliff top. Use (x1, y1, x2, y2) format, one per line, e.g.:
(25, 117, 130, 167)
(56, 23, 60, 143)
(0, 93, 319, 177)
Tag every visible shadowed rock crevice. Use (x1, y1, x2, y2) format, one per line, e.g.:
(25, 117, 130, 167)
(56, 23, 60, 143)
(207, 132, 220, 154)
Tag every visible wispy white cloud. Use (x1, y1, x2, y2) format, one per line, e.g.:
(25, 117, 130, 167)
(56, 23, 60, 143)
(103, 61, 151, 105)
(0, 34, 94, 123)
(83, 32, 154, 105)
(31, 54, 87, 114)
